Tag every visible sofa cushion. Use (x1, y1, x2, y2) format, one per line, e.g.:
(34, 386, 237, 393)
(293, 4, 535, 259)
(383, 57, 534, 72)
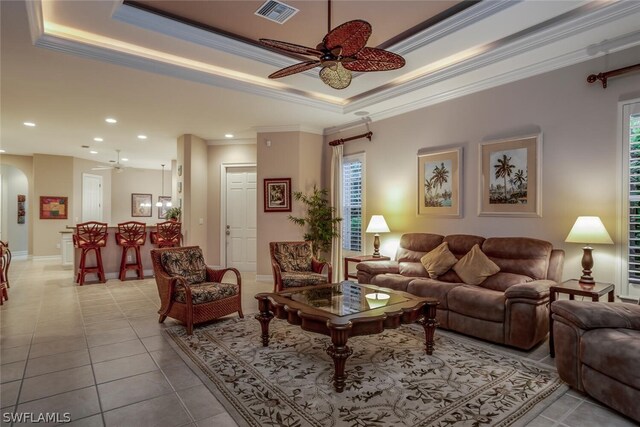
(481, 272, 533, 292)
(420, 242, 458, 279)
(581, 328, 640, 390)
(407, 278, 464, 309)
(173, 282, 238, 304)
(161, 248, 207, 285)
(448, 285, 505, 322)
(453, 244, 500, 285)
(395, 233, 444, 263)
(371, 274, 414, 292)
(281, 271, 328, 288)
(482, 237, 552, 280)
(273, 242, 313, 272)
(443, 234, 486, 259)
(398, 262, 429, 278)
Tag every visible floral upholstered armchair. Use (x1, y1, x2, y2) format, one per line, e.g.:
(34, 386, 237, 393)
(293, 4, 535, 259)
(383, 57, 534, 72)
(151, 246, 243, 334)
(269, 241, 332, 292)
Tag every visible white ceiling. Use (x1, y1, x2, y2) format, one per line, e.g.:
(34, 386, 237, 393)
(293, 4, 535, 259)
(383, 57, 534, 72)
(1, 0, 639, 170)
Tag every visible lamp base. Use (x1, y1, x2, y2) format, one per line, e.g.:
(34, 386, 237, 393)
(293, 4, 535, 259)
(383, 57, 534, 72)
(579, 246, 595, 285)
(372, 234, 381, 258)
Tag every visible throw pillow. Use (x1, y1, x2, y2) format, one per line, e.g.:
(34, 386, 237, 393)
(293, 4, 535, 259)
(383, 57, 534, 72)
(453, 244, 500, 285)
(420, 242, 458, 279)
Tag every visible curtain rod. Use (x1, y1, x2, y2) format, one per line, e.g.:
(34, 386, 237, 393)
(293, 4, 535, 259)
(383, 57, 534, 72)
(328, 131, 373, 146)
(587, 63, 640, 89)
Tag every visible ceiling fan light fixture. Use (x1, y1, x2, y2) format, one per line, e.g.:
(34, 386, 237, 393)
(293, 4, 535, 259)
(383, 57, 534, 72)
(320, 63, 352, 89)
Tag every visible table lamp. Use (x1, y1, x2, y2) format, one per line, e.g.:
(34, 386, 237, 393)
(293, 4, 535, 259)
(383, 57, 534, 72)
(366, 215, 390, 257)
(565, 216, 613, 285)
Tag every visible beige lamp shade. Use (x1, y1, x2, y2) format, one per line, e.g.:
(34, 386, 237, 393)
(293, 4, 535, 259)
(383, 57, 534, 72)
(366, 215, 390, 234)
(565, 216, 613, 245)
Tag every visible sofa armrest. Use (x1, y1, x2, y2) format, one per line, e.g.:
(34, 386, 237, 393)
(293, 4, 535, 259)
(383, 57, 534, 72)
(504, 280, 554, 300)
(551, 300, 640, 331)
(356, 260, 399, 275)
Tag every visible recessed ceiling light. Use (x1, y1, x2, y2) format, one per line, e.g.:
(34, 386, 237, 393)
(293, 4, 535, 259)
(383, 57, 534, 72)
(137, 135, 147, 140)
(121, 158, 129, 162)
(94, 137, 103, 142)
(105, 118, 117, 124)
(23, 121, 36, 127)
(225, 133, 234, 138)
(0, 149, 6, 153)
(90, 150, 98, 154)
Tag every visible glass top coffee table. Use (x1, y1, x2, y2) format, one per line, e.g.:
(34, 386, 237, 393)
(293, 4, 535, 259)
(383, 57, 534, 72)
(255, 281, 439, 392)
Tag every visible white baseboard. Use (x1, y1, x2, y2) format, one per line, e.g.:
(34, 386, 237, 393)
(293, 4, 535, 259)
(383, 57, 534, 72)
(256, 275, 274, 283)
(10, 251, 28, 259)
(32, 255, 62, 261)
(104, 269, 154, 280)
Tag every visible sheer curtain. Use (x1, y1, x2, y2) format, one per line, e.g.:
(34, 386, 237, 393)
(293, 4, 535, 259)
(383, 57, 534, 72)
(331, 144, 344, 282)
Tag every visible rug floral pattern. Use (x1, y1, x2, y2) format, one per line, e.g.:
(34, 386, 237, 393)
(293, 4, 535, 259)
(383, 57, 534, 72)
(165, 318, 565, 427)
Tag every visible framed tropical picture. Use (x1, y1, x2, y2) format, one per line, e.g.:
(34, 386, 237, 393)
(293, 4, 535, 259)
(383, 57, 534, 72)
(264, 178, 291, 212)
(478, 134, 542, 217)
(131, 193, 152, 217)
(418, 146, 462, 217)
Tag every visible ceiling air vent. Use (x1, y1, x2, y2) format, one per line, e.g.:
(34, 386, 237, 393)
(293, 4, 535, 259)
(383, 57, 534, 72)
(255, 0, 299, 24)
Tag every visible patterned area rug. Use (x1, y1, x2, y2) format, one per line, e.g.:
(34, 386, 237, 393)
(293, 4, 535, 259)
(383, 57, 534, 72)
(165, 318, 566, 427)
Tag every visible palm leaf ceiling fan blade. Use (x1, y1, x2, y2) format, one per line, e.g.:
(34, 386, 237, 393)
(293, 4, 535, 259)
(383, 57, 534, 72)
(322, 20, 371, 57)
(258, 39, 323, 57)
(343, 47, 406, 72)
(269, 60, 321, 79)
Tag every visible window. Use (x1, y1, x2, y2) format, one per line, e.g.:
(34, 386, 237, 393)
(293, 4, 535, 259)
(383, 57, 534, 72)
(623, 101, 640, 299)
(342, 153, 365, 253)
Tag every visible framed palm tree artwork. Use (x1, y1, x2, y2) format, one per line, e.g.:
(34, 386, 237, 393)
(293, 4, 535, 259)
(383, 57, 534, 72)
(478, 134, 542, 217)
(418, 146, 462, 217)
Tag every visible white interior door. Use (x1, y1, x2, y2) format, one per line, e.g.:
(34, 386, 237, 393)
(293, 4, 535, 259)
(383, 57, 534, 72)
(226, 167, 257, 271)
(82, 173, 103, 222)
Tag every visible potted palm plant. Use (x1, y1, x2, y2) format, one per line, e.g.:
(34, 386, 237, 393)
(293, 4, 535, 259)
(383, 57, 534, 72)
(288, 186, 341, 260)
(165, 207, 181, 222)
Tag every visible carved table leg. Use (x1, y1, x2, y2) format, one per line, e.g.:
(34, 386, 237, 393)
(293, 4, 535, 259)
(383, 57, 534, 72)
(418, 301, 439, 355)
(254, 294, 274, 347)
(326, 322, 353, 393)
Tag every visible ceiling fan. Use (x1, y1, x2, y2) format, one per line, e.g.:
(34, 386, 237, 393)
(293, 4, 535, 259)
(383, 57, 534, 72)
(92, 149, 126, 173)
(259, 0, 405, 90)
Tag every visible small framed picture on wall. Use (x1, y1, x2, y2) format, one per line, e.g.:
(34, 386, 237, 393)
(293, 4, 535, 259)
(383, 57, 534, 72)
(264, 178, 291, 212)
(131, 193, 152, 217)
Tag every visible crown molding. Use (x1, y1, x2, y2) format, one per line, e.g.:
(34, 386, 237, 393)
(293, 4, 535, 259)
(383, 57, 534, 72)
(344, 0, 640, 113)
(207, 138, 256, 146)
(24, 0, 44, 44)
(254, 125, 323, 135)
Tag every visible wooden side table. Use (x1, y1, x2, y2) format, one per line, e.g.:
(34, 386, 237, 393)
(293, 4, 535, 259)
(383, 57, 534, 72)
(548, 279, 615, 357)
(343, 255, 391, 281)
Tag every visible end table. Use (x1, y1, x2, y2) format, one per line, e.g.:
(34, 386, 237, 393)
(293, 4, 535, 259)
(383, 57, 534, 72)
(343, 255, 391, 281)
(548, 279, 615, 357)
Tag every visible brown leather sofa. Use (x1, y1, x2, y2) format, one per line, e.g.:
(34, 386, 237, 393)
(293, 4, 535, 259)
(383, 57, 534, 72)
(356, 233, 564, 349)
(551, 300, 640, 422)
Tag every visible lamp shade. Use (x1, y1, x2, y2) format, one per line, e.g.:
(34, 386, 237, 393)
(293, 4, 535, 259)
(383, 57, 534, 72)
(565, 216, 613, 244)
(366, 215, 390, 233)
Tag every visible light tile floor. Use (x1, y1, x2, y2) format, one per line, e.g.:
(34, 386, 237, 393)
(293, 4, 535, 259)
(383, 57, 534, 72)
(0, 258, 636, 427)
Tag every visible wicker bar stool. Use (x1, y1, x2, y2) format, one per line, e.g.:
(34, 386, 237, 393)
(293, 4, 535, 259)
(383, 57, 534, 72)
(73, 221, 108, 285)
(0, 241, 10, 304)
(150, 221, 181, 248)
(116, 221, 147, 281)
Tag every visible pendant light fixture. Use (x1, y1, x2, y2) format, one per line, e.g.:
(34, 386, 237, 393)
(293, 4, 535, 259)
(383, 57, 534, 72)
(156, 164, 172, 207)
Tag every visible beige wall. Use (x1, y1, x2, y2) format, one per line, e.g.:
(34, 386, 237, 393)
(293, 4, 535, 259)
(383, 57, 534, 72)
(178, 134, 209, 257)
(206, 143, 257, 265)
(332, 45, 640, 289)
(110, 167, 171, 225)
(33, 154, 74, 256)
(0, 154, 34, 254)
(72, 157, 112, 224)
(256, 131, 324, 276)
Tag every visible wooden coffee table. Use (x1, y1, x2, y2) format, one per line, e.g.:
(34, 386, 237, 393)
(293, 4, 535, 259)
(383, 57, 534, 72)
(255, 282, 439, 393)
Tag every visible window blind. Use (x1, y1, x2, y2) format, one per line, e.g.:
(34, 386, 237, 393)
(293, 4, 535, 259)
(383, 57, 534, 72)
(343, 158, 363, 252)
(628, 113, 640, 285)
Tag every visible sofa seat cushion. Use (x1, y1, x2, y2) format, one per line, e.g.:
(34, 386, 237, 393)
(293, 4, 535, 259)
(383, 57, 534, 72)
(174, 282, 239, 304)
(371, 274, 414, 292)
(420, 242, 458, 279)
(407, 279, 464, 309)
(481, 272, 533, 292)
(281, 272, 328, 288)
(581, 328, 640, 390)
(398, 262, 429, 278)
(453, 244, 500, 285)
(448, 285, 505, 322)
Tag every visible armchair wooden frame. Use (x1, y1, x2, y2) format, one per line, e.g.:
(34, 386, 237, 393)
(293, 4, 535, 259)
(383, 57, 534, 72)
(151, 246, 244, 335)
(0, 241, 10, 304)
(269, 241, 332, 292)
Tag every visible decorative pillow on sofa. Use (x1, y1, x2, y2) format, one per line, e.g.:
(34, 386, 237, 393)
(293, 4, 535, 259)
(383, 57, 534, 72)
(453, 244, 500, 285)
(420, 242, 458, 279)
